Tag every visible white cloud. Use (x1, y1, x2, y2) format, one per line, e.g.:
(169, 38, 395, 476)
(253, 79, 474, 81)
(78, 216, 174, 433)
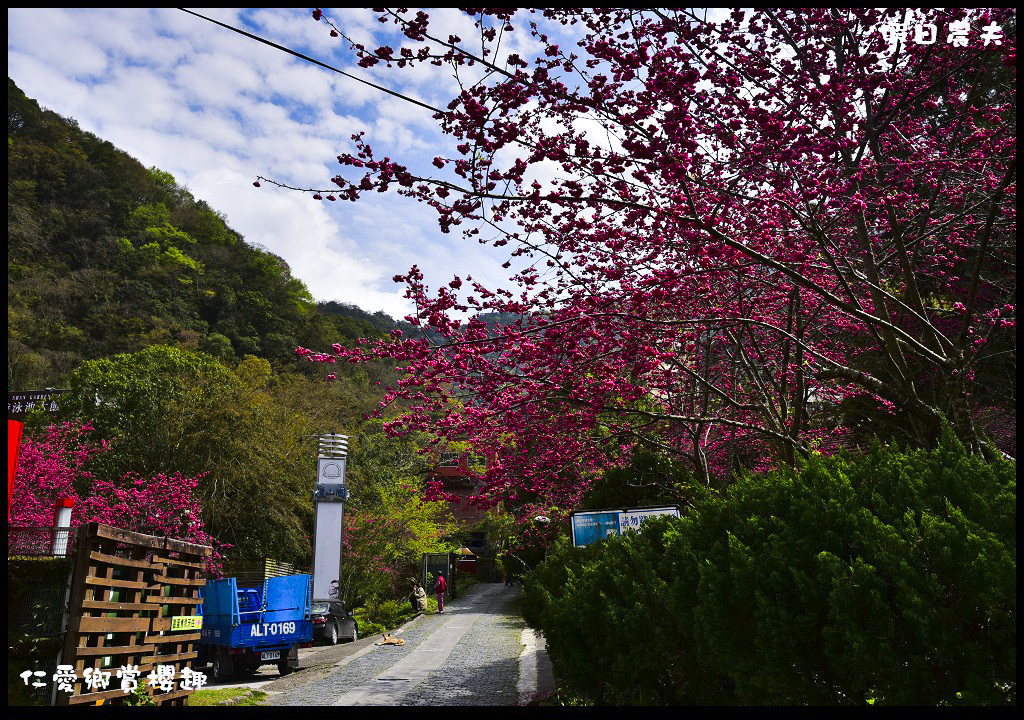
(193, 167, 409, 315)
(8, 6, 523, 323)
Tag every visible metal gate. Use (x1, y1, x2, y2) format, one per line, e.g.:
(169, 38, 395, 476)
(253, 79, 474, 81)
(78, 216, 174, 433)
(421, 553, 454, 598)
(475, 556, 498, 583)
(8, 555, 73, 706)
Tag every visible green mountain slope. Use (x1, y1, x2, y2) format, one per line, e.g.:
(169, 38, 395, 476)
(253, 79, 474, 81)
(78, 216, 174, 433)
(7, 77, 402, 389)
(7, 78, 435, 563)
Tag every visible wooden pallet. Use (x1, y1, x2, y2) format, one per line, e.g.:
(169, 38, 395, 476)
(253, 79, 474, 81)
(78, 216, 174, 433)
(55, 523, 210, 706)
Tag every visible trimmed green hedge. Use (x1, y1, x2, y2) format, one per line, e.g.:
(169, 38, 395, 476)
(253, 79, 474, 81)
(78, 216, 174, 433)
(523, 429, 1016, 705)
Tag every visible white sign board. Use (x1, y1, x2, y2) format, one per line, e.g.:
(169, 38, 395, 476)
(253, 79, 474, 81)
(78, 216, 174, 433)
(619, 506, 680, 533)
(313, 447, 348, 600)
(318, 457, 347, 484)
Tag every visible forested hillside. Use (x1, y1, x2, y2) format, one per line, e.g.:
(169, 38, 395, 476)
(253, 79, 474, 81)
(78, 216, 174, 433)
(7, 77, 399, 389)
(7, 79, 457, 568)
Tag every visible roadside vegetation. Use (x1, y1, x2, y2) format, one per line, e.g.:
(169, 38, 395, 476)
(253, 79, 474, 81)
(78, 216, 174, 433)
(186, 688, 267, 706)
(523, 430, 1016, 706)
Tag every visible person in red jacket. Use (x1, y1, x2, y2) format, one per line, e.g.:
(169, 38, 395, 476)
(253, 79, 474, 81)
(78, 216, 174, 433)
(434, 573, 447, 614)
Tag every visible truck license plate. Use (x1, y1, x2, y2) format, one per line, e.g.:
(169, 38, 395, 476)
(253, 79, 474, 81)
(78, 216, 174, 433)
(260, 651, 281, 662)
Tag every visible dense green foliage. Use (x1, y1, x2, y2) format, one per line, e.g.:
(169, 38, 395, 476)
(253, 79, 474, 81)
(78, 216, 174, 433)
(40, 345, 404, 565)
(8, 80, 445, 572)
(581, 447, 705, 509)
(7, 77, 397, 388)
(523, 430, 1016, 705)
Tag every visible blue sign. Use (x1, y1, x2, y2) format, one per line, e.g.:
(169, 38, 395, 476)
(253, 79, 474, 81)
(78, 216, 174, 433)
(569, 506, 681, 547)
(570, 511, 621, 547)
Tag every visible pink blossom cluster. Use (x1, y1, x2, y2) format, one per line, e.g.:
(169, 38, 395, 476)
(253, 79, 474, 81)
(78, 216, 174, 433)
(11, 421, 227, 575)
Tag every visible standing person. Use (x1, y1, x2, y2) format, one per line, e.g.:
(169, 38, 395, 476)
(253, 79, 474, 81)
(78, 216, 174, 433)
(408, 579, 419, 612)
(434, 572, 447, 614)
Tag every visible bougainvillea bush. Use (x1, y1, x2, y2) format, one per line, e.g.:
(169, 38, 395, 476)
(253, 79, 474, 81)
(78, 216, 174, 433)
(285, 9, 1015, 527)
(11, 421, 225, 574)
(522, 429, 1016, 705)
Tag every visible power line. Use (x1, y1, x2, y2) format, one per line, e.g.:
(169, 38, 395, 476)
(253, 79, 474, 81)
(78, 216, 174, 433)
(178, 8, 444, 115)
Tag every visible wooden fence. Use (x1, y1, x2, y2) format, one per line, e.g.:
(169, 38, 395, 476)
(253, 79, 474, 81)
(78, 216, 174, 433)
(221, 556, 307, 588)
(55, 523, 210, 706)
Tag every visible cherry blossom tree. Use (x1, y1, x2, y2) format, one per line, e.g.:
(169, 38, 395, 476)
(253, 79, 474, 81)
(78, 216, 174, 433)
(283, 9, 1015, 526)
(10, 421, 105, 530)
(11, 421, 225, 573)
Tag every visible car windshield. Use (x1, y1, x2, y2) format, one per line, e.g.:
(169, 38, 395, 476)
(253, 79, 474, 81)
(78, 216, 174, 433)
(311, 603, 330, 614)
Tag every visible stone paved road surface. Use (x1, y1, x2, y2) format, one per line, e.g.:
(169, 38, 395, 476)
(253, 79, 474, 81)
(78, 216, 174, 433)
(260, 583, 549, 706)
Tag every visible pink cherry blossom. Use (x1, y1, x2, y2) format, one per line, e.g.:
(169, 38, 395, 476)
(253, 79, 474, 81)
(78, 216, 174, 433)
(294, 9, 1015, 527)
(11, 421, 228, 575)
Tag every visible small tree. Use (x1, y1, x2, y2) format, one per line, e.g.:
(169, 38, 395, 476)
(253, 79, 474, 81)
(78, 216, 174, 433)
(338, 425, 457, 607)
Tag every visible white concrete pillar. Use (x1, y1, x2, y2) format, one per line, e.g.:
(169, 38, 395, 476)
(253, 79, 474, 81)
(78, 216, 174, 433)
(52, 497, 74, 556)
(312, 434, 349, 601)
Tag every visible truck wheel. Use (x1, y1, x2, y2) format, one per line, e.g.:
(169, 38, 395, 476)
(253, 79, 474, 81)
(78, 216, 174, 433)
(212, 652, 232, 682)
(277, 661, 294, 676)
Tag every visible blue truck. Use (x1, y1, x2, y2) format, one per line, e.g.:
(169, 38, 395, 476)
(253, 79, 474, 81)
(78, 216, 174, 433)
(196, 573, 313, 681)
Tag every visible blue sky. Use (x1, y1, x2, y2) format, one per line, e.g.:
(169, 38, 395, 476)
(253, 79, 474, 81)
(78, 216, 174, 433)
(7, 8, 567, 318)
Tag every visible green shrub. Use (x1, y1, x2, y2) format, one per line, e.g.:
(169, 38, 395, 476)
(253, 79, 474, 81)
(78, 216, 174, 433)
(124, 684, 157, 706)
(454, 571, 479, 597)
(524, 429, 1016, 705)
(359, 620, 387, 636)
(367, 599, 406, 629)
(351, 607, 386, 636)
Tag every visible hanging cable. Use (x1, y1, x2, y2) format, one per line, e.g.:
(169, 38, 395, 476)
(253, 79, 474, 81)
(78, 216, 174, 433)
(178, 8, 444, 115)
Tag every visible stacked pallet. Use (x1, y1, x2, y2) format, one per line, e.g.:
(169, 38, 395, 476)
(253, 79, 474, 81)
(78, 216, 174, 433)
(56, 523, 210, 706)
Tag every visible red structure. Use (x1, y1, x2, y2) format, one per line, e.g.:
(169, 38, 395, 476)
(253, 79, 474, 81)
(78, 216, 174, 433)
(8, 419, 24, 521)
(427, 450, 489, 527)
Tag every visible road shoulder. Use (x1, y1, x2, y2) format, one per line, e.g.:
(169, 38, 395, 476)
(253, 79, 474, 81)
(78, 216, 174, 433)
(517, 626, 555, 704)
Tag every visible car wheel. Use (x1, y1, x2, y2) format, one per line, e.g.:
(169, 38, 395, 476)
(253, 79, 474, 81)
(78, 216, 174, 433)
(330, 623, 338, 645)
(348, 622, 358, 643)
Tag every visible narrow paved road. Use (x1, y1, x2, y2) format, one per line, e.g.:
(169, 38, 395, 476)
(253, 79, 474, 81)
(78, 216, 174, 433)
(260, 583, 552, 706)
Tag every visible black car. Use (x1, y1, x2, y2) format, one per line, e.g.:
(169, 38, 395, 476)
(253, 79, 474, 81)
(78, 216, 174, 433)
(311, 599, 358, 645)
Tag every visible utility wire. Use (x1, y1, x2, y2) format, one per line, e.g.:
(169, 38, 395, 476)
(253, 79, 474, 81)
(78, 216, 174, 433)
(178, 8, 444, 115)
